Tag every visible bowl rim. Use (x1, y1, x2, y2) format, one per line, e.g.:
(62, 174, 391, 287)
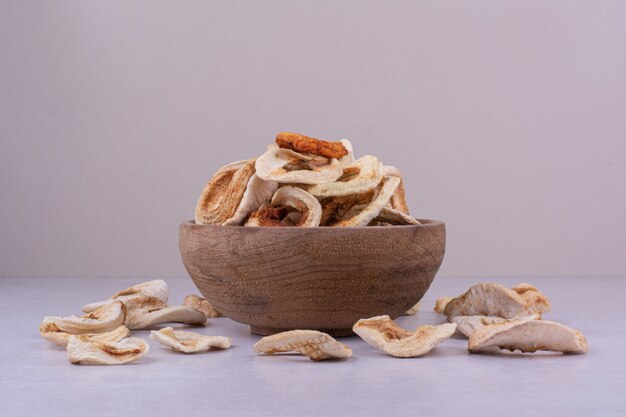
(180, 218, 445, 230)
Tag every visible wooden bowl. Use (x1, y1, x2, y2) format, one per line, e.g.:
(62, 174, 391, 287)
(179, 220, 445, 337)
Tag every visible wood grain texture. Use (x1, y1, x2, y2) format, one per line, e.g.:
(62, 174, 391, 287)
(179, 221, 446, 336)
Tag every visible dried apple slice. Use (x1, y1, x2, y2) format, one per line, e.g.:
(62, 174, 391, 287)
(83, 280, 169, 313)
(275, 132, 348, 159)
(450, 314, 541, 338)
(40, 323, 130, 347)
(468, 318, 588, 354)
(318, 190, 375, 226)
(383, 165, 410, 214)
(183, 294, 223, 318)
(375, 207, 420, 225)
(195, 159, 257, 225)
(353, 315, 456, 357)
(305, 155, 383, 198)
(245, 186, 322, 227)
(255, 145, 343, 185)
(41, 301, 125, 335)
(150, 327, 231, 353)
(67, 336, 149, 365)
(442, 283, 551, 319)
(270, 186, 321, 227)
(222, 174, 278, 226)
(125, 305, 206, 330)
(334, 176, 400, 227)
(253, 330, 352, 361)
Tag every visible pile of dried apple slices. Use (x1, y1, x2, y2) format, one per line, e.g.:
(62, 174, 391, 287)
(194, 132, 416, 227)
(39, 280, 588, 364)
(39, 280, 230, 365)
(254, 282, 588, 361)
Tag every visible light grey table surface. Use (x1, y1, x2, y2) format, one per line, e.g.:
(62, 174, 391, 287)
(0, 276, 623, 417)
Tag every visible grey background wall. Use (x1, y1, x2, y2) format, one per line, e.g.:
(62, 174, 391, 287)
(1, 1, 625, 279)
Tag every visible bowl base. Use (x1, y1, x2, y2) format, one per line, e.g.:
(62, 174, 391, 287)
(250, 326, 355, 338)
